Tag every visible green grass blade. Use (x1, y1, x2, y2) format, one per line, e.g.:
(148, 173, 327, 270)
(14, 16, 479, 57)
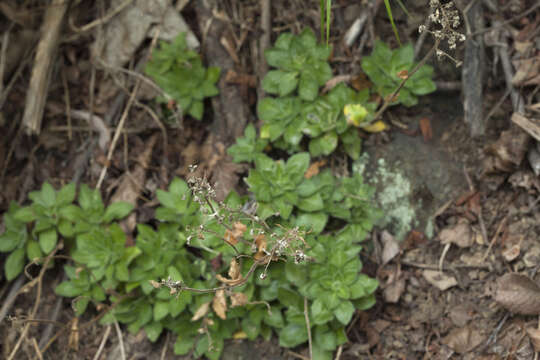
(320, 0, 325, 42)
(395, 0, 409, 16)
(384, 0, 401, 45)
(326, 0, 331, 45)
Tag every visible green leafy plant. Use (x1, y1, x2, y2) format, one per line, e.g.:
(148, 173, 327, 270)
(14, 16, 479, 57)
(262, 28, 332, 101)
(0, 183, 133, 281)
(361, 40, 436, 107)
(1, 27, 399, 360)
(145, 33, 221, 120)
(227, 124, 268, 163)
(257, 81, 376, 159)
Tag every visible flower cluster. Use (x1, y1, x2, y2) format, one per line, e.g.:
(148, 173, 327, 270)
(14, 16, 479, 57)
(419, 0, 466, 66)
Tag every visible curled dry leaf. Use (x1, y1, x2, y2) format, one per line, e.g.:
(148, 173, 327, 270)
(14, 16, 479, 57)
(224, 230, 238, 246)
(224, 222, 247, 246)
(423, 270, 457, 291)
(230, 292, 249, 307)
(381, 230, 400, 265)
(501, 244, 520, 262)
(383, 277, 406, 303)
(494, 273, 540, 315)
(212, 289, 227, 320)
(191, 301, 210, 321)
(527, 327, 540, 352)
(438, 222, 473, 248)
(442, 325, 485, 354)
(228, 258, 241, 280)
(216, 258, 244, 285)
(253, 234, 267, 261)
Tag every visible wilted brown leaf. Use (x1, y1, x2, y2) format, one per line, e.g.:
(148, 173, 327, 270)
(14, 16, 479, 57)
(191, 302, 210, 321)
(225, 222, 247, 245)
(216, 258, 244, 286)
(224, 229, 238, 246)
(212, 289, 227, 320)
(230, 292, 249, 307)
(228, 258, 241, 280)
(253, 234, 268, 261)
(494, 273, 540, 315)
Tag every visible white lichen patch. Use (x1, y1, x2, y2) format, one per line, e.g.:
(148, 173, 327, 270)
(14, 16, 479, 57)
(354, 154, 419, 241)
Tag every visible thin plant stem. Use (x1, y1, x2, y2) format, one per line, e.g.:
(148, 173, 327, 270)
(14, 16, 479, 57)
(304, 297, 313, 360)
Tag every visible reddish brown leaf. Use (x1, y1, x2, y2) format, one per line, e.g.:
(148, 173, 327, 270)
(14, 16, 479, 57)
(419, 117, 433, 142)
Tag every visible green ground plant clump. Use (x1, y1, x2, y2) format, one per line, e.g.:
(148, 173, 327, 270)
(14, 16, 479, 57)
(0, 28, 436, 359)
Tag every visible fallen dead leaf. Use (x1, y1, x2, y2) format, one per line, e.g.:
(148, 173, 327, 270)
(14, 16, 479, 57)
(523, 246, 540, 268)
(381, 230, 400, 265)
(212, 289, 227, 320)
(449, 303, 474, 327)
(494, 273, 540, 315)
(484, 124, 531, 173)
(527, 327, 540, 352)
(501, 244, 520, 262)
(191, 302, 210, 321)
(383, 277, 406, 303)
(423, 270, 457, 291)
(402, 229, 427, 251)
(512, 54, 540, 86)
(419, 117, 433, 142)
(442, 325, 485, 354)
(438, 222, 473, 248)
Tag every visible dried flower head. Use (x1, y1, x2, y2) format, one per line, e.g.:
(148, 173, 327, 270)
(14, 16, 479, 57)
(421, 0, 465, 67)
